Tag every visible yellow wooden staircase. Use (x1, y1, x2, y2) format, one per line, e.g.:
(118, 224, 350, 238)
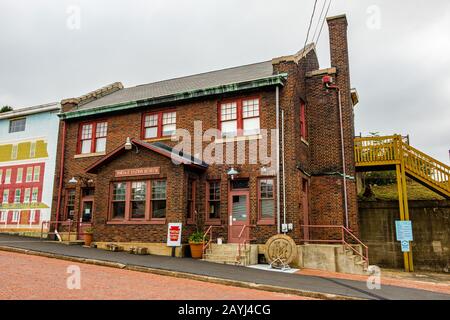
(354, 135, 450, 198)
(354, 135, 450, 272)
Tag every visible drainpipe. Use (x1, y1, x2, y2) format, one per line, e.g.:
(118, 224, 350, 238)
(55, 121, 66, 231)
(325, 82, 349, 229)
(275, 86, 281, 234)
(281, 109, 287, 233)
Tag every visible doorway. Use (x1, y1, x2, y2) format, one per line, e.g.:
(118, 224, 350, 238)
(228, 190, 250, 243)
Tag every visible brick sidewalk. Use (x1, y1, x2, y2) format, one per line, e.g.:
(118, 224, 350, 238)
(0, 250, 309, 300)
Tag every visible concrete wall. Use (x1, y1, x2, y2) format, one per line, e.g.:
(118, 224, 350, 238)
(358, 200, 450, 272)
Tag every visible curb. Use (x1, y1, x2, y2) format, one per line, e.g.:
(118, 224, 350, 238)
(0, 245, 361, 300)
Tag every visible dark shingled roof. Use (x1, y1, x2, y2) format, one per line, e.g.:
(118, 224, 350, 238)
(76, 61, 274, 112)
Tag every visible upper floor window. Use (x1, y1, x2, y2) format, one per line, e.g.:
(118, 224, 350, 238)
(14, 188, 21, 203)
(78, 121, 108, 154)
(30, 142, 36, 158)
(2, 189, 9, 203)
(300, 101, 307, 140)
(32, 187, 39, 203)
(16, 168, 23, 183)
(9, 118, 26, 133)
(24, 188, 31, 203)
(33, 166, 40, 182)
(4, 169, 11, 184)
(219, 98, 260, 137)
(142, 111, 176, 139)
(11, 144, 18, 160)
(26, 167, 33, 182)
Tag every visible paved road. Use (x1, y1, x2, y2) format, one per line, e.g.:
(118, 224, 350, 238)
(0, 250, 306, 300)
(0, 234, 449, 300)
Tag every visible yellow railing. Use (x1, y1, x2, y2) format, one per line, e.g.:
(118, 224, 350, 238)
(355, 135, 450, 197)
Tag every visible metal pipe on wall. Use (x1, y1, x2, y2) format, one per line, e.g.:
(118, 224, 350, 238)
(275, 86, 281, 234)
(281, 109, 287, 233)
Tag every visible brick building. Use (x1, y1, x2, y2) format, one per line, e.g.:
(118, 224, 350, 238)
(52, 15, 359, 252)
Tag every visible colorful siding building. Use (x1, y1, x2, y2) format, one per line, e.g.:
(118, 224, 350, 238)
(0, 103, 60, 235)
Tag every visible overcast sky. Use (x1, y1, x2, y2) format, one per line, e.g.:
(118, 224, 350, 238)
(0, 0, 449, 163)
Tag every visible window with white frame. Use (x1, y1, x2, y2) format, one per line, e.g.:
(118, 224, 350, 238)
(242, 99, 260, 135)
(30, 210, 36, 223)
(26, 167, 33, 182)
(33, 166, 40, 182)
(9, 118, 26, 133)
(11, 144, 18, 160)
(30, 142, 36, 158)
(12, 211, 19, 223)
(24, 188, 31, 203)
(0, 211, 6, 222)
(5, 169, 11, 184)
(0, 169, 2, 184)
(16, 168, 23, 183)
(162, 112, 176, 136)
(2, 189, 9, 203)
(31, 188, 38, 203)
(14, 189, 21, 203)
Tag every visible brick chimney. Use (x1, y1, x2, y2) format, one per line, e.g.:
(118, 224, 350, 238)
(326, 14, 355, 176)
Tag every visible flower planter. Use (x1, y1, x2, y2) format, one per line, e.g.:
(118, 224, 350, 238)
(84, 233, 93, 247)
(189, 241, 204, 259)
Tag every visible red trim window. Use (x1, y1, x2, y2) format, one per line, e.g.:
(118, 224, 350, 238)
(207, 180, 220, 222)
(219, 98, 260, 137)
(258, 178, 275, 224)
(300, 100, 307, 140)
(78, 121, 108, 154)
(142, 111, 176, 139)
(186, 179, 196, 224)
(65, 189, 76, 220)
(109, 180, 167, 221)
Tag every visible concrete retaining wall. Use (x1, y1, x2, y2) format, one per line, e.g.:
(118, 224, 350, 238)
(358, 200, 450, 272)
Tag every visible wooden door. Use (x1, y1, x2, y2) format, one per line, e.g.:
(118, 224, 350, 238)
(228, 190, 250, 243)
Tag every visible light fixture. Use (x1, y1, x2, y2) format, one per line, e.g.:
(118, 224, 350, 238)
(68, 177, 78, 184)
(124, 137, 132, 150)
(227, 167, 239, 180)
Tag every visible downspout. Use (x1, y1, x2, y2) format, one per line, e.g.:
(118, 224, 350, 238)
(325, 83, 349, 229)
(275, 86, 281, 234)
(281, 109, 287, 233)
(55, 121, 66, 231)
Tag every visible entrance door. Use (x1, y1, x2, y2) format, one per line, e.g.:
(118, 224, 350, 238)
(78, 188, 94, 239)
(228, 190, 250, 243)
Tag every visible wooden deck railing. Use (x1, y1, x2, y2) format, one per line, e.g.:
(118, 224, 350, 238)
(355, 135, 450, 197)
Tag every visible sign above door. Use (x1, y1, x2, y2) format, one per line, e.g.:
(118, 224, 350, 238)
(115, 167, 160, 178)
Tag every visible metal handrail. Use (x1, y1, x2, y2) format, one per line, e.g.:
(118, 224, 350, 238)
(202, 225, 224, 256)
(237, 224, 256, 263)
(300, 224, 369, 267)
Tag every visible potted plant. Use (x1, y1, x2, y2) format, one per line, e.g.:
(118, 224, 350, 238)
(84, 227, 94, 247)
(188, 230, 205, 259)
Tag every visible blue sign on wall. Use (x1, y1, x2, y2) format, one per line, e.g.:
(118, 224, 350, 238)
(395, 220, 413, 241)
(400, 240, 410, 252)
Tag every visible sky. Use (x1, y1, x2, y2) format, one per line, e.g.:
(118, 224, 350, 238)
(0, 0, 449, 163)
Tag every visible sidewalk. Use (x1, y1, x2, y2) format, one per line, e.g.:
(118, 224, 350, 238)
(0, 234, 449, 300)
